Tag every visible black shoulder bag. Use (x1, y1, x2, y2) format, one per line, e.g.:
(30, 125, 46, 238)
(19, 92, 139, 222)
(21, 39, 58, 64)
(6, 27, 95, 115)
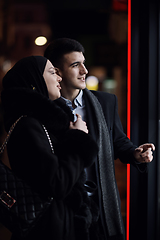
(0, 116, 53, 238)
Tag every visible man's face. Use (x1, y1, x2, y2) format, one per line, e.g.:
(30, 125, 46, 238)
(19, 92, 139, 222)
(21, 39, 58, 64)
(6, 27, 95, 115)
(59, 51, 88, 92)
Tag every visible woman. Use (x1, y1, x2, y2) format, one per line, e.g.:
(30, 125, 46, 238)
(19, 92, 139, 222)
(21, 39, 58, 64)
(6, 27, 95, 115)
(1, 56, 98, 240)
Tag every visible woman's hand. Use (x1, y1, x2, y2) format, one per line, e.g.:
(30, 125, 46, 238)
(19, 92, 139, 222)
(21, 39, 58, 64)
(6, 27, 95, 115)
(69, 114, 88, 134)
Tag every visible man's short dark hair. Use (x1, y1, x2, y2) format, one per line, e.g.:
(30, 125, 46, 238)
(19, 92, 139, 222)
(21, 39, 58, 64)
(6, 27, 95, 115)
(44, 38, 85, 68)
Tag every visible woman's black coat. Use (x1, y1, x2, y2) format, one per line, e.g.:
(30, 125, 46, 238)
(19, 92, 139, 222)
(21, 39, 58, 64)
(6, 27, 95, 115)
(2, 88, 98, 240)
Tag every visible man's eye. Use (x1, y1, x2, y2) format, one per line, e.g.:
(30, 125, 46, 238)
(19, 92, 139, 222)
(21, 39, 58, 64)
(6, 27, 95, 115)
(72, 64, 78, 67)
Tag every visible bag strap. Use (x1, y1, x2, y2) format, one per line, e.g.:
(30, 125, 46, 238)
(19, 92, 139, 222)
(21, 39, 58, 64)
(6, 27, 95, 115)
(42, 125, 54, 154)
(0, 116, 54, 155)
(0, 115, 24, 155)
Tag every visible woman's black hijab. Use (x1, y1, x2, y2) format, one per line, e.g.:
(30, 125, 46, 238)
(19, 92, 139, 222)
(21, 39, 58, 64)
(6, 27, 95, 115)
(2, 56, 48, 97)
(1, 55, 73, 135)
(1, 56, 49, 131)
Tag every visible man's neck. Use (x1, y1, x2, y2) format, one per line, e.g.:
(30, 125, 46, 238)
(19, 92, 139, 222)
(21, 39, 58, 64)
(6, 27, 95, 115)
(61, 88, 81, 103)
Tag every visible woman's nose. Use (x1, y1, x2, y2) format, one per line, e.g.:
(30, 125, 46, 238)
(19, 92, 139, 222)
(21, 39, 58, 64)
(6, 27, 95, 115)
(57, 75, 62, 82)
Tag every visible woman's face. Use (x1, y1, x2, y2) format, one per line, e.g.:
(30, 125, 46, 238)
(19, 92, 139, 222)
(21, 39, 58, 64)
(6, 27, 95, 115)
(43, 60, 62, 100)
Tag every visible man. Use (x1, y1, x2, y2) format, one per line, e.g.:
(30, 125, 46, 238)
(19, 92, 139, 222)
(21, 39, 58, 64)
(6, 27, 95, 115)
(44, 38, 155, 240)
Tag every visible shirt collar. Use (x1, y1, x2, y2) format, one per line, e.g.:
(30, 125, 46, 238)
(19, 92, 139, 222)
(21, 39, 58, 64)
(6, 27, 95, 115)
(74, 90, 83, 107)
(61, 90, 83, 107)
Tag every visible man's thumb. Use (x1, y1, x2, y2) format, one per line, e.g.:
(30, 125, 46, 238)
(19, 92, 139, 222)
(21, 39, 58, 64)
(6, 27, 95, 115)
(135, 147, 143, 153)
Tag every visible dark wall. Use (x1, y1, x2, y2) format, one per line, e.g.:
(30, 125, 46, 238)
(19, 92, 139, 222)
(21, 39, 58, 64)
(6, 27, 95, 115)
(130, 1, 160, 240)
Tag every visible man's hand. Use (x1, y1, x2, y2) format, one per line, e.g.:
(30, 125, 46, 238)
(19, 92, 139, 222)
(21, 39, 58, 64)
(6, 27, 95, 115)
(133, 143, 155, 163)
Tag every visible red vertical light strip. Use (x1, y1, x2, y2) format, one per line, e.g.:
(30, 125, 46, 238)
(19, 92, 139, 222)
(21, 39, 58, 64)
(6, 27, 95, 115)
(127, 0, 131, 240)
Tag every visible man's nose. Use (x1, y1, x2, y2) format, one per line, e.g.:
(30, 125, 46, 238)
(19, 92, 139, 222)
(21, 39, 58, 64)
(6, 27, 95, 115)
(80, 64, 88, 74)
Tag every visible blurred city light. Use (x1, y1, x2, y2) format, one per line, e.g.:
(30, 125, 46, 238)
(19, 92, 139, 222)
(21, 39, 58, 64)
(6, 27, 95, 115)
(86, 76, 99, 91)
(35, 36, 47, 46)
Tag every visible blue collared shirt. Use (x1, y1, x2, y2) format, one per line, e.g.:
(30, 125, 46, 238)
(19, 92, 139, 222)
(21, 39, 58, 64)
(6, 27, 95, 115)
(61, 90, 86, 122)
